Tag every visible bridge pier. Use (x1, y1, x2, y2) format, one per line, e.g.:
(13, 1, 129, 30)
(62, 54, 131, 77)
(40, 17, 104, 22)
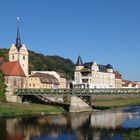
(69, 96, 92, 113)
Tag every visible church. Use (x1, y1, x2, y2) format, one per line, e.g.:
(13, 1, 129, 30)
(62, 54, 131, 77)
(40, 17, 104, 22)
(8, 17, 28, 76)
(1, 17, 28, 102)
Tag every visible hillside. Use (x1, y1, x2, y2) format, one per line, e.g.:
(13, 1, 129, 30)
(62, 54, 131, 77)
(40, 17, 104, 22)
(0, 48, 75, 79)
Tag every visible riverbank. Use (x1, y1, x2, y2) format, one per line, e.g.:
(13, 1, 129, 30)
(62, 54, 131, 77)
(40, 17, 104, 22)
(1, 97, 140, 117)
(92, 96, 140, 109)
(0, 102, 65, 117)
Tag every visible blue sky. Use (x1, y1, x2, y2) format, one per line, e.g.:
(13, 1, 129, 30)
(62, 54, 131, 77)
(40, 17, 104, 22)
(0, 0, 140, 81)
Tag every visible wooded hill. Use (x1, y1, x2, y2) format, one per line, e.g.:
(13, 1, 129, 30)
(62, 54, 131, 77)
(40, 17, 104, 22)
(0, 48, 75, 79)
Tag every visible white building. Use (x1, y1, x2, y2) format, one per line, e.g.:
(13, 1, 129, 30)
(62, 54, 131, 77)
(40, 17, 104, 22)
(74, 56, 115, 88)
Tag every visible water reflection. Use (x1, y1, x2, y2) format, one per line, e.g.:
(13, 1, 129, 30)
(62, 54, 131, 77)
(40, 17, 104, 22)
(91, 111, 124, 129)
(1, 106, 140, 140)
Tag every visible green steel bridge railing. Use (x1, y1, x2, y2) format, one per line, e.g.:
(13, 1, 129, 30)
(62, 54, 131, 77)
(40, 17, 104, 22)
(14, 88, 140, 96)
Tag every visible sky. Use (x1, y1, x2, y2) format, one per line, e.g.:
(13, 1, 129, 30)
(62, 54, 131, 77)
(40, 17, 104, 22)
(0, 0, 140, 81)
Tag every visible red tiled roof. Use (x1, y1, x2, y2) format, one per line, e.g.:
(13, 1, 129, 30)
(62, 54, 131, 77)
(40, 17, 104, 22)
(122, 80, 132, 84)
(1, 61, 26, 77)
(122, 80, 138, 87)
(122, 83, 130, 87)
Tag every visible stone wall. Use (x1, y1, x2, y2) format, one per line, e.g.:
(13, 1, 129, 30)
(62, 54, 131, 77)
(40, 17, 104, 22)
(69, 96, 92, 113)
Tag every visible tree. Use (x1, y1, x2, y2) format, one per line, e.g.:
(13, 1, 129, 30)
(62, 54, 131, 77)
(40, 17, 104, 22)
(0, 70, 6, 102)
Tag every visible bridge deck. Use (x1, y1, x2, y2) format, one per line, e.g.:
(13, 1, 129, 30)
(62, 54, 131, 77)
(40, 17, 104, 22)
(14, 88, 140, 96)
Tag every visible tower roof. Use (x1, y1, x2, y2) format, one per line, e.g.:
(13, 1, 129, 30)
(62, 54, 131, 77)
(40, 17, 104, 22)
(106, 64, 113, 69)
(76, 55, 83, 66)
(15, 17, 22, 51)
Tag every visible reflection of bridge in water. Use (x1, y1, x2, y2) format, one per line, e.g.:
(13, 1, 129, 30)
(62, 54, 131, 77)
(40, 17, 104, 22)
(14, 88, 140, 112)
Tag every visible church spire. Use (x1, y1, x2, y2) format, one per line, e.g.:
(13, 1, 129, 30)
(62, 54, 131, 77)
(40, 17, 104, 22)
(76, 55, 83, 66)
(15, 17, 22, 51)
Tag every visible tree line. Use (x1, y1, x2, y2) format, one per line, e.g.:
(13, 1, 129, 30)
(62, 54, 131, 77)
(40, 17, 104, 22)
(0, 48, 75, 79)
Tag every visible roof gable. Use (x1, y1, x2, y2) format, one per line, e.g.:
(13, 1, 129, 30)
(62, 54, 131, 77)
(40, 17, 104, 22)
(84, 62, 113, 72)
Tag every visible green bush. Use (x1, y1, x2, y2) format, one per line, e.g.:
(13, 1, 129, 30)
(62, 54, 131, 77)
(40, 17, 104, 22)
(0, 70, 6, 102)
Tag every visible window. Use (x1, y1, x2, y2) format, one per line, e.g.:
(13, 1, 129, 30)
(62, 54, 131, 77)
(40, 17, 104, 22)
(21, 78, 24, 88)
(13, 78, 17, 86)
(12, 55, 14, 60)
(23, 56, 25, 60)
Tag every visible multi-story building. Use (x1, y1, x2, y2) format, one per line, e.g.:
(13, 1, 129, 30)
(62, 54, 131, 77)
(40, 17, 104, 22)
(115, 72, 122, 88)
(27, 72, 59, 89)
(74, 56, 115, 88)
(31, 71, 66, 89)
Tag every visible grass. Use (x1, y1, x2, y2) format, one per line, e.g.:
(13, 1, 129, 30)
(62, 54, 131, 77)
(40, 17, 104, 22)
(124, 129, 140, 140)
(0, 102, 65, 117)
(92, 96, 140, 110)
(0, 96, 140, 117)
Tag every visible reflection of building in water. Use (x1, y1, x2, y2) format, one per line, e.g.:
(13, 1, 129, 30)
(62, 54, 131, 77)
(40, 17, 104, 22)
(70, 113, 90, 129)
(6, 118, 25, 140)
(91, 111, 124, 129)
(38, 115, 67, 126)
(5, 111, 127, 140)
(6, 118, 41, 140)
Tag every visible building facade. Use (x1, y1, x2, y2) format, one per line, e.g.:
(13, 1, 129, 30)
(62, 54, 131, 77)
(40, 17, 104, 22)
(1, 61, 26, 102)
(31, 71, 66, 89)
(74, 56, 115, 88)
(122, 80, 139, 88)
(115, 72, 122, 88)
(27, 72, 59, 89)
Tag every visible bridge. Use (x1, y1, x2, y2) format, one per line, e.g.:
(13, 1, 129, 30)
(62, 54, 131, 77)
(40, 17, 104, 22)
(15, 88, 140, 96)
(14, 88, 140, 113)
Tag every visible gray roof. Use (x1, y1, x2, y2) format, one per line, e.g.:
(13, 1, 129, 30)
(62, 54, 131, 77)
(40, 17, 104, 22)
(84, 62, 113, 72)
(76, 56, 83, 66)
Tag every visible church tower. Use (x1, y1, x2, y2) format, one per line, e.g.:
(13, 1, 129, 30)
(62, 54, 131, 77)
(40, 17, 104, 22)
(76, 55, 84, 71)
(9, 17, 28, 76)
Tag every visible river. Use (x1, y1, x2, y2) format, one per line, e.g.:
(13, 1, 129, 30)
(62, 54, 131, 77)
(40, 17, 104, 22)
(0, 106, 140, 140)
